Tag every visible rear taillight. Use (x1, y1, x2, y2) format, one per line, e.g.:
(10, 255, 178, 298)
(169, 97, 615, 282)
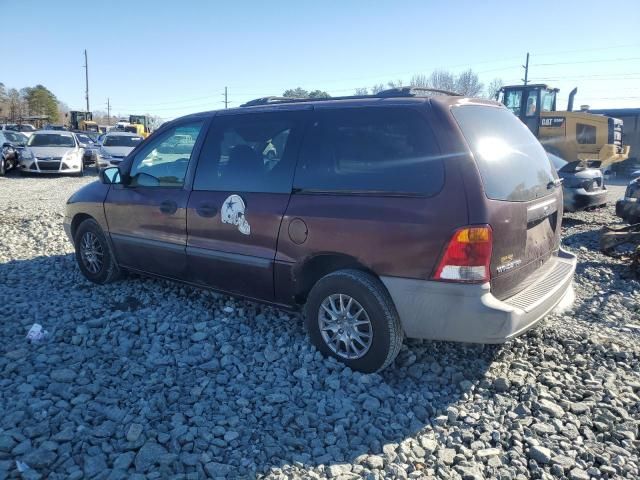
(432, 225, 493, 283)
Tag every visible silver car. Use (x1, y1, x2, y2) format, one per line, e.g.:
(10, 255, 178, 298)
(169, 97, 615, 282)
(96, 132, 143, 168)
(19, 131, 85, 176)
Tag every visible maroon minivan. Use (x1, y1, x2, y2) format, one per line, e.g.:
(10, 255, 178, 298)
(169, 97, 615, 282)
(64, 88, 576, 372)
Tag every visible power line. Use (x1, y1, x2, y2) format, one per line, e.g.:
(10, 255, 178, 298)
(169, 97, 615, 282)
(535, 56, 640, 67)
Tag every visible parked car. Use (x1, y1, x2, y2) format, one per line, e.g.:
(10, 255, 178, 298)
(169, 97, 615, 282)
(616, 177, 640, 224)
(548, 153, 607, 212)
(19, 130, 85, 176)
(64, 91, 577, 372)
(4, 123, 37, 138)
(96, 132, 143, 168)
(43, 124, 67, 131)
(74, 132, 98, 165)
(0, 131, 28, 175)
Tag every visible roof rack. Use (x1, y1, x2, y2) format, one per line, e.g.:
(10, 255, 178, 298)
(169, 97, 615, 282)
(376, 86, 462, 97)
(239, 85, 461, 108)
(240, 96, 299, 107)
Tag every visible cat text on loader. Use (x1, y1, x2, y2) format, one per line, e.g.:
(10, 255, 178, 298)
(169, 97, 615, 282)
(498, 84, 630, 168)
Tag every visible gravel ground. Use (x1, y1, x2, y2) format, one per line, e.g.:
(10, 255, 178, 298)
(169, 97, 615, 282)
(0, 171, 638, 480)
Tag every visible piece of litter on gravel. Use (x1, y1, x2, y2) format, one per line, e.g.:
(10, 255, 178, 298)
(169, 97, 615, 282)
(16, 461, 30, 472)
(26, 323, 48, 343)
(223, 306, 234, 314)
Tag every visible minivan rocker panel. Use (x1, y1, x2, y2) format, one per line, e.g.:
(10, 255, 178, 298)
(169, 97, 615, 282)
(64, 92, 576, 372)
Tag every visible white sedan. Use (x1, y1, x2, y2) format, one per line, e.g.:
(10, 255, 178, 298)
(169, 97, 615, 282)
(19, 131, 85, 176)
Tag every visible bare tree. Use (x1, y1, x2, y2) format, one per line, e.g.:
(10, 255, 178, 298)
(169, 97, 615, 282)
(455, 69, 484, 96)
(387, 79, 404, 89)
(485, 78, 504, 100)
(354, 87, 369, 95)
(409, 74, 429, 88)
(428, 70, 457, 92)
(371, 83, 386, 94)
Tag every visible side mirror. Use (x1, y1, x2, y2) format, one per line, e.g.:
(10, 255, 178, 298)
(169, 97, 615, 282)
(100, 166, 122, 185)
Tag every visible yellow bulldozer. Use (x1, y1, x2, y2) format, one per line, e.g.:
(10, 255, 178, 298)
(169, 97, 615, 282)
(128, 115, 151, 138)
(498, 84, 630, 167)
(68, 111, 99, 133)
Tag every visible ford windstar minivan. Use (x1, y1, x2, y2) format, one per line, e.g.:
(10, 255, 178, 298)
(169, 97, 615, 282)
(64, 88, 576, 372)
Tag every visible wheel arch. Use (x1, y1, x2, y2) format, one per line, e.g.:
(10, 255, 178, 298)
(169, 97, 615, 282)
(70, 213, 96, 243)
(293, 253, 378, 304)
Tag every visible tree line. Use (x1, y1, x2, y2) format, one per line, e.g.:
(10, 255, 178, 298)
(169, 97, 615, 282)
(0, 83, 68, 124)
(282, 69, 503, 100)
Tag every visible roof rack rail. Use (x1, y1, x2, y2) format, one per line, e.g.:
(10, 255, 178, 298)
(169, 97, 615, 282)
(240, 96, 299, 107)
(376, 86, 462, 97)
(239, 86, 462, 108)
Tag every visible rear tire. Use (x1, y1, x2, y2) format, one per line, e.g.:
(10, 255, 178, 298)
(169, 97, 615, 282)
(305, 269, 403, 373)
(0, 158, 5, 176)
(74, 219, 121, 284)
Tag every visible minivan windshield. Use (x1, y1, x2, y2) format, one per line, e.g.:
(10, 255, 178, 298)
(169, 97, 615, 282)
(28, 133, 76, 148)
(452, 105, 556, 202)
(103, 135, 143, 147)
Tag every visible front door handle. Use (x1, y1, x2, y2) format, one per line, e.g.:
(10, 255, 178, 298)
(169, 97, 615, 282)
(159, 200, 178, 215)
(196, 204, 217, 218)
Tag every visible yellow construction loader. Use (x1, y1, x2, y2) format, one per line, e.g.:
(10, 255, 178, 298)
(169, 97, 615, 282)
(68, 111, 99, 133)
(128, 115, 151, 138)
(498, 84, 630, 168)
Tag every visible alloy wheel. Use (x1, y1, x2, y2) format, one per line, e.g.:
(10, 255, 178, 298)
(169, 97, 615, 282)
(318, 294, 373, 359)
(80, 231, 104, 274)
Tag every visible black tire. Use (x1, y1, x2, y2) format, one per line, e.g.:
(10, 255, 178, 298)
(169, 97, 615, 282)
(75, 162, 84, 177)
(304, 269, 403, 373)
(74, 218, 121, 284)
(0, 158, 5, 176)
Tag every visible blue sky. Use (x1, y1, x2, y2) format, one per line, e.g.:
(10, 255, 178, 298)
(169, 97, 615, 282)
(3, 0, 639, 120)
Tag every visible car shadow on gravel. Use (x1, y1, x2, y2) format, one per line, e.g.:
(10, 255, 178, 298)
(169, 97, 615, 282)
(1, 253, 504, 477)
(563, 229, 604, 252)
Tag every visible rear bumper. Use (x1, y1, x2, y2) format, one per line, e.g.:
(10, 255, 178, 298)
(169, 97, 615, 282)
(563, 187, 607, 212)
(616, 198, 640, 223)
(381, 248, 577, 343)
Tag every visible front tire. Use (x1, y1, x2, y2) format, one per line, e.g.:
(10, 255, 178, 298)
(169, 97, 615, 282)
(305, 269, 403, 373)
(74, 219, 121, 284)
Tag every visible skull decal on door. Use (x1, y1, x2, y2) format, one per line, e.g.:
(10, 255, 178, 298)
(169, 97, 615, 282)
(221, 194, 251, 235)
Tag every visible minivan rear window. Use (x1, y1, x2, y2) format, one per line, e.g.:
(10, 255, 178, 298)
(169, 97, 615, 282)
(452, 105, 556, 202)
(295, 107, 444, 195)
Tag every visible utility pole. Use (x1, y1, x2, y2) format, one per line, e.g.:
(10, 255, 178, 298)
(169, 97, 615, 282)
(106, 98, 111, 125)
(223, 86, 229, 109)
(84, 49, 90, 112)
(522, 52, 530, 85)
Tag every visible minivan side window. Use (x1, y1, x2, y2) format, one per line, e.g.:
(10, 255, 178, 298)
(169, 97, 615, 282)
(193, 111, 305, 193)
(129, 122, 203, 188)
(294, 107, 444, 195)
